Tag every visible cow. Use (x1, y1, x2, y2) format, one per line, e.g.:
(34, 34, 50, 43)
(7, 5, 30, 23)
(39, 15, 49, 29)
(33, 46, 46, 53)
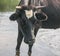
(9, 0, 48, 56)
(40, 0, 60, 29)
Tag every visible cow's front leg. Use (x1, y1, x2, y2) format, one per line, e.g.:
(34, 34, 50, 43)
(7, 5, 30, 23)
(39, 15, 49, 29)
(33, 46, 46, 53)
(28, 44, 33, 56)
(16, 30, 23, 56)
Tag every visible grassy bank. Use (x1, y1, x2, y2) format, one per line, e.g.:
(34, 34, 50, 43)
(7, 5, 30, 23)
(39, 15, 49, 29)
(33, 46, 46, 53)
(0, 0, 19, 12)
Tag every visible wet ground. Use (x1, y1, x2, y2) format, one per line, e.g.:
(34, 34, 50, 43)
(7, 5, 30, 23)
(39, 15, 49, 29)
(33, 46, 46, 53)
(0, 12, 60, 56)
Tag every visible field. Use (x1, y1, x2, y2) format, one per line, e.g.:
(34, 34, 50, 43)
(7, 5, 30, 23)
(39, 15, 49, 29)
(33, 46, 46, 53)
(0, 0, 19, 11)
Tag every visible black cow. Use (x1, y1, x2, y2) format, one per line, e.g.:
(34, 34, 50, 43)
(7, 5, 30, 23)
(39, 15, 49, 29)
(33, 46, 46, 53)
(40, 0, 60, 29)
(9, 0, 48, 56)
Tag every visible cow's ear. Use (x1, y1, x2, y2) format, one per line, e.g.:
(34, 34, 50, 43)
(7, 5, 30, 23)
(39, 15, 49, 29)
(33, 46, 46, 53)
(9, 13, 19, 21)
(35, 13, 47, 21)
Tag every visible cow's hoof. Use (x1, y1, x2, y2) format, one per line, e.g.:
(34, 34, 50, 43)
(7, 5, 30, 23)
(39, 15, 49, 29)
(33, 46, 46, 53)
(16, 51, 20, 56)
(28, 52, 31, 56)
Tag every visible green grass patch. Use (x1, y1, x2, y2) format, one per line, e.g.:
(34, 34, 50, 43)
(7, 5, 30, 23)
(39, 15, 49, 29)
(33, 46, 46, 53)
(0, 0, 20, 12)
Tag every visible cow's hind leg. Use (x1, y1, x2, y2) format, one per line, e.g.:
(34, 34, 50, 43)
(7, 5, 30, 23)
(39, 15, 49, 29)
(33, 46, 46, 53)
(16, 30, 23, 56)
(34, 21, 42, 36)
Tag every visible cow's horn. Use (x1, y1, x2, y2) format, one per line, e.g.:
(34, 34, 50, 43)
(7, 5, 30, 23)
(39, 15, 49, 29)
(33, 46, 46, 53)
(16, 6, 22, 9)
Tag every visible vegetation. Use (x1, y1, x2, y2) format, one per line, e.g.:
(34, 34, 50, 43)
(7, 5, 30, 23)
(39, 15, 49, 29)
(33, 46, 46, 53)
(0, 0, 19, 12)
